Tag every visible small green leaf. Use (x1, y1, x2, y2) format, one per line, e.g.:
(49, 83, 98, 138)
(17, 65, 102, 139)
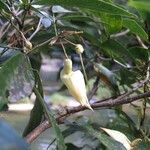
(101, 39, 129, 63)
(99, 13, 123, 34)
(122, 18, 148, 40)
(23, 68, 44, 137)
(61, 15, 94, 22)
(119, 69, 137, 85)
(128, 1, 150, 12)
(128, 47, 148, 62)
(0, 0, 10, 11)
(38, 0, 135, 17)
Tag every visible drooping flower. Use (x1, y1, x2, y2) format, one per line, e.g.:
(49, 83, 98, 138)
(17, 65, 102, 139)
(60, 59, 93, 110)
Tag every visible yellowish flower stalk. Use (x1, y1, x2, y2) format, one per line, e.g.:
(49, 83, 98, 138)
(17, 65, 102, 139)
(24, 40, 32, 53)
(75, 44, 88, 86)
(60, 59, 93, 111)
(25, 40, 32, 50)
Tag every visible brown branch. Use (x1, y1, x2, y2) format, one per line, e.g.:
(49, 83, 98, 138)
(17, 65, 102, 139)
(11, 11, 23, 30)
(25, 91, 150, 144)
(111, 76, 149, 102)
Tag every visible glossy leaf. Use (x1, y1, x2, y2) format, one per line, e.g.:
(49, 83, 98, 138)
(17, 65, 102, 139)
(98, 13, 123, 34)
(119, 68, 137, 86)
(38, 0, 135, 17)
(122, 18, 148, 40)
(82, 125, 126, 150)
(128, 47, 149, 62)
(23, 64, 44, 137)
(128, 1, 150, 12)
(101, 39, 129, 63)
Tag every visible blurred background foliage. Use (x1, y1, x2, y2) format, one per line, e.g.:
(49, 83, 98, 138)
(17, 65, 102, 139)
(1, 0, 150, 149)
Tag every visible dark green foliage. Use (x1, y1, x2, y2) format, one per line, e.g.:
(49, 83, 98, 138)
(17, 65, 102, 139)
(1, 0, 150, 149)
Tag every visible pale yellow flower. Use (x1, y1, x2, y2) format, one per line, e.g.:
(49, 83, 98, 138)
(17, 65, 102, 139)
(60, 59, 93, 110)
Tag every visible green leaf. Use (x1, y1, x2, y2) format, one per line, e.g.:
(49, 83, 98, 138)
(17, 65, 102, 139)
(119, 68, 137, 85)
(98, 13, 123, 34)
(0, 0, 10, 11)
(21, 0, 29, 5)
(34, 88, 66, 150)
(128, 1, 150, 12)
(128, 47, 149, 63)
(136, 141, 150, 150)
(108, 109, 139, 140)
(81, 125, 126, 150)
(122, 18, 148, 40)
(65, 122, 126, 150)
(23, 69, 44, 136)
(0, 1, 5, 10)
(0, 53, 25, 109)
(61, 15, 94, 23)
(38, 0, 135, 17)
(101, 39, 129, 63)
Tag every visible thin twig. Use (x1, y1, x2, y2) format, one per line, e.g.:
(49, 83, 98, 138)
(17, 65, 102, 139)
(27, 38, 53, 54)
(7, 17, 27, 42)
(28, 17, 42, 41)
(110, 29, 130, 38)
(136, 36, 148, 49)
(11, 11, 23, 29)
(63, 38, 76, 46)
(136, 36, 149, 128)
(53, 13, 69, 58)
(113, 59, 131, 68)
(110, 75, 149, 102)
(52, 13, 58, 36)
(60, 40, 68, 59)
(79, 53, 88, 84)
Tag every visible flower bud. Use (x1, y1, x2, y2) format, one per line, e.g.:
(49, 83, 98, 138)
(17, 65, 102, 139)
(75, 44, 84, 54)
(25, 40, 32, 50)
(60, 59, 93, 111)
